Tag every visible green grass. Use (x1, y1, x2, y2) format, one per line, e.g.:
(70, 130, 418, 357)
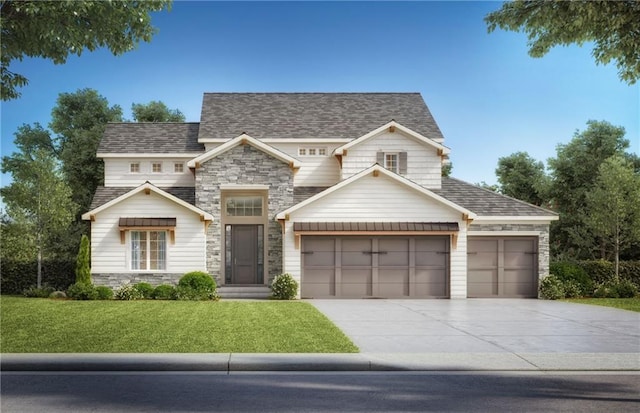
(564, 297, 640, 312)
(0, 296, 358, 353)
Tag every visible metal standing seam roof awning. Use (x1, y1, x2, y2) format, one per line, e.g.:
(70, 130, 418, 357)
(292, 222, 460, 249)
(118, 218, 177, 244)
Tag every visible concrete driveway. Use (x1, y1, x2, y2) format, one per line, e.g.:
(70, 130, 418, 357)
(310, 299, 640, 354)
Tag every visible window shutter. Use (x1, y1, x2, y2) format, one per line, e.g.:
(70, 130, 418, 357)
(376, 152, 384, 165)
(399, 152, 408, 174)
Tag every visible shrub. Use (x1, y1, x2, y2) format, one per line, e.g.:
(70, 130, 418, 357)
(23, 285, 55, 298)
(67, 282, 98, 300)
(75, 234, 91, 285)
(270, 273, 299, 300)
(539, 275, 564, 300)
(95, 286, 114, 300)
(550, 262, 594, 296)
(176, 271, 218, 301)
(593, 281, 619, 298)
(578, 260, 614, 285)
(613, 279, 638, 298)
(114, 284, 144, 300)
(49, 290, 67, 299)
(133, 282, 154, 299)
(152, 284, 177, 300)
(619, 261, 640, 288)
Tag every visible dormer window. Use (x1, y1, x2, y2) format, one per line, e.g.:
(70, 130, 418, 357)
(152, 162, 163, 173)
(130, 163, 140, 173)
(298, 147, 328, 157)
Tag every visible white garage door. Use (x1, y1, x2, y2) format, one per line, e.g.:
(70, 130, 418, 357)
(467, 237, 538, 298)
(301, 236, 449, 298)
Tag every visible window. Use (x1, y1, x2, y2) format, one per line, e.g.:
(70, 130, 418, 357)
(174, 162, 184, 173)
(152, 162, 163, 173)
(226, 196, 263, 216)
(131, 231, 166, 270)
(385, 153, 399, 173)
(130, 163, 140, 173)
(298, 147, 328, 157)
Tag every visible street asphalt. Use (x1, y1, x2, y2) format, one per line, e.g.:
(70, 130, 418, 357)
(2, 299, 639, 372)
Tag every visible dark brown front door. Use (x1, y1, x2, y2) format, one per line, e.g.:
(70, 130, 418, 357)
(232, 225, 258, 284)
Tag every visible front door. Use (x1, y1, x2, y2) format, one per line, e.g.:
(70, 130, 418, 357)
(230, 225, 262, 284)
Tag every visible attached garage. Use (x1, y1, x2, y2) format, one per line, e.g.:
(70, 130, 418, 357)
(300, 230, 452, 298)
(467, 237, 538, 298)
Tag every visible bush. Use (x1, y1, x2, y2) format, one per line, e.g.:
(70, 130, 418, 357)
(75, 235, 91, 285)
(613, 279, 638, 298)
(539, 275, 564, 300)
(176, 271, 218, 301)
(593, 281, 619, 298)
(550, 262, 594, 297)
(133, 282, 154, 299)
(1, 259, 75, 294)
(67, 282, 98, 300)
(49, 290, 67, 299)
(114, 284, 144, 300)
(23, 285, 55, 298)
(152, 284, 177, 300)
(619, 261, 640, 287)
(270, 273, 299, 300)
(95, 286, 114, 300)
(578, 260, 614, 285)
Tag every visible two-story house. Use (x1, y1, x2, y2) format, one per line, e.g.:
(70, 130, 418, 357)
(82, 93, 557, 299)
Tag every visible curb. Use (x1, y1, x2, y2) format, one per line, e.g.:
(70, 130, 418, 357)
(2, 353, 639, 372)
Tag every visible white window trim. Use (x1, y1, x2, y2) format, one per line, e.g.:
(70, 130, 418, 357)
(129, 230, 168, 271)
(130, 162, 141, 173)
(151, 162, 163, 173)
(173, 162, 185, 174)
(384, 152, 399, 173)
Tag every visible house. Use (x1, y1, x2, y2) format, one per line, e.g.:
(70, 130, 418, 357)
(81, 93, 558, 299)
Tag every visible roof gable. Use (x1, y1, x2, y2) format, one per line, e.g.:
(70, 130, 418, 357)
(334, 120, 450, 156)
(81, 182, 213, 221)
(186, 133, 302, 169)
(277, 164, 475, 220)
(198, 93, 445, 141)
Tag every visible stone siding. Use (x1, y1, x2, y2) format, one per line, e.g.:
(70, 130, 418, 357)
(93, 273, 183, 289)
(468, 223, 551, 286)
(195, 144, 295, 284)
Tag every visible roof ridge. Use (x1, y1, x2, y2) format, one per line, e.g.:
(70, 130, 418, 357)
(202, 92, 422, 95)
(105, 122, 200, 125)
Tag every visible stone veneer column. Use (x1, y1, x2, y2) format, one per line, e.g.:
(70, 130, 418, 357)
(195, 144, 294, 284)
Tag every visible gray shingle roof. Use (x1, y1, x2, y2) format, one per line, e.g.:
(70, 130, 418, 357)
(198, 93, 445, 141)
(98, 123, 204, 153)
(89, 187, 196, 210)
(434, 177, 557, 217)
(294, 222, 459, 232)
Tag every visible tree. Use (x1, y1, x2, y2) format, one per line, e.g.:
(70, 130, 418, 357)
(75, 234, 91, 284)
(585, 156, 640, 278)
(495, 151, 548, 206)
(132, 100, 186, 122)
(1, 124, 77, 287)
(547, 120, 634, 259)
(485, 1, 640, 84)
(441, 162, 452, 177)
(50, 88, 123, 212)
(476, 181, 499, 192)
(0, 0, 172, 100)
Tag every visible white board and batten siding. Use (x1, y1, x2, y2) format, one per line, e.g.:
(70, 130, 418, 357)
(282, 173, 468, 298)
(341, 131, 443, 189)
(103, 159, 196, 187)
(90, 191, 207, 274)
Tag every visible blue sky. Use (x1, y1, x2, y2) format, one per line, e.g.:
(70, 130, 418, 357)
(2, 1, 638, 188)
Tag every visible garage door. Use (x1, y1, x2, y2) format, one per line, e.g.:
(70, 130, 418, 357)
(301, 236, 449, 298)
(467, 237, 538, 298)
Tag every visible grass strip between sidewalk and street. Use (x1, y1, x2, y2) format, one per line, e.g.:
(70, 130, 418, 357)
(563, 297, 640, 312)
(0, 296, 358, 353)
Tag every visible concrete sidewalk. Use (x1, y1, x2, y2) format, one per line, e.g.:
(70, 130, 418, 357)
(2, 352, 639, 372)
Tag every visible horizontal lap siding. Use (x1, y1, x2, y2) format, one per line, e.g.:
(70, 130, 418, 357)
(270, 143, 342, 187)
(104, 159, 195, 187)
(91, 191, 206, 274)
(341, 131, 442, 189)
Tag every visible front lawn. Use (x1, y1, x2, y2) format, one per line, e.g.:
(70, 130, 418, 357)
(563, 297, 640, 312)
(0, 296, 358, 353)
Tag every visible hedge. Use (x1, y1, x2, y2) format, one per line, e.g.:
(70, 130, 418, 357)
(577, 260, 640, 287)
(0, 260, 75, 294)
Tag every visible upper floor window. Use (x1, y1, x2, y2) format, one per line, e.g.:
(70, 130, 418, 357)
(384, 153, 399, 173)
(225, 195, 263, 216)
(174, 162, 184, 173)
(152, 162, 163, 173)
(298, 147, 328, 157)
(130, 163, 140, 173)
